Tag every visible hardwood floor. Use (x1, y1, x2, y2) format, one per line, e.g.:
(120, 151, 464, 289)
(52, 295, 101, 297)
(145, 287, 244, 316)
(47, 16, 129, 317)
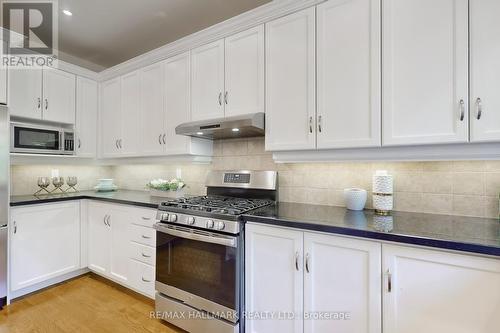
(0, 273, 185, 333)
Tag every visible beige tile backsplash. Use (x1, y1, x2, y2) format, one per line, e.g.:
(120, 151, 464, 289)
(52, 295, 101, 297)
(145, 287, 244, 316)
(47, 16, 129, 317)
(10, 138, 500, 219)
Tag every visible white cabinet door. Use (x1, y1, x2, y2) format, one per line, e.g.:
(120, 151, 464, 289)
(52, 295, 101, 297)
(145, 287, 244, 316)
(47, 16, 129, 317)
(108, 208, 130, 284)
(245, 224, 303, 333)
(0, 42, 6, 104)
(140, 62, 166, 155)
(191, 39, 225, 121)
(265, 7, 316, 151)
(383, 245, 500, 333)
(120, 71, 141, 156)
(317, 0, 381, 149)
(304, 233, 382, 333)
(100, 78, 121, 158)
(470, 0, 500, 142)
(10, 202, 80, 291)
(9, 68, 43, 120)
(75, 77, 98, 158)
(42, 68, 76, 124)
(87, 202, 111, 274)
(382, 0, 469, 146)
(164, 52, 191, 155)
(224, 25, 264, 117)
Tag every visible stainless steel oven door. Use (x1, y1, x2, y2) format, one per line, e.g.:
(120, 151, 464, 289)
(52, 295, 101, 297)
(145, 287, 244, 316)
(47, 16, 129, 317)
(154, 223, 240, 323)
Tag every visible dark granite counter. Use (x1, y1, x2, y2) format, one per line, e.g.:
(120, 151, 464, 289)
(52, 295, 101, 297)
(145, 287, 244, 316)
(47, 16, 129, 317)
(10, 190, 166, 209)
(243, 203, 500, 257)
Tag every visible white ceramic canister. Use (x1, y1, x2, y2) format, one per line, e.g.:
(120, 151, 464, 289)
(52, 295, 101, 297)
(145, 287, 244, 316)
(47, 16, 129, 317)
(343, 188, 367, 211)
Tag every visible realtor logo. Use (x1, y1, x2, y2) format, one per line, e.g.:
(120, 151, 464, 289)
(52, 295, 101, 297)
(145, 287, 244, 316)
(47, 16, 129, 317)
(1, 0, 58, 67)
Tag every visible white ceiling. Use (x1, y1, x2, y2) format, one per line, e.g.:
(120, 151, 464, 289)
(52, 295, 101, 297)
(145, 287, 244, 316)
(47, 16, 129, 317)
(58, 0, 271, 72)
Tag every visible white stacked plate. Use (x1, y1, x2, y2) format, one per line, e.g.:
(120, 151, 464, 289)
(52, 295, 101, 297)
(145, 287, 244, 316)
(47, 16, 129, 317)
(94, 179, 118, 192)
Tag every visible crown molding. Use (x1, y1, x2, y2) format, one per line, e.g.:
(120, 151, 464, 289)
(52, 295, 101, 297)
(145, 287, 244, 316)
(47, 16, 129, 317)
(272, 143, 500, 163)
(98, 0, 324, 82)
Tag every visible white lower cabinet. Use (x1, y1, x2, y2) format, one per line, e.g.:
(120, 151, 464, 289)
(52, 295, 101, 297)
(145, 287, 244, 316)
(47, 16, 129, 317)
(10, 202, 81, 291)
(87, 201, 156, 298)
(383, 244, 500, 333)
(304, 233, 381, 333)
(245, 224, 381, 333)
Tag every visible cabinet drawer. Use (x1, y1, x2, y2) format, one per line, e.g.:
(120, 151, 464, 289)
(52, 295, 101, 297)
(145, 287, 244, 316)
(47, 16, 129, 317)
(129, 207, 157, 228)
(129, 242, 155, 266)
(129, 259, 155, 298)
(129, 224, 156, 247)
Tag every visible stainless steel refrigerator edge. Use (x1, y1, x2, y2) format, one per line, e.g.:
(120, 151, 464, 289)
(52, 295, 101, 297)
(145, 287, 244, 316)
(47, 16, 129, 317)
(0, 105, 8, 308)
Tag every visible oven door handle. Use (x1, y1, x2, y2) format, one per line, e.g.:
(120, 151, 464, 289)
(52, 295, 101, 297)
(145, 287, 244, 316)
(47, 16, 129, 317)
(154, 224, 237, 248)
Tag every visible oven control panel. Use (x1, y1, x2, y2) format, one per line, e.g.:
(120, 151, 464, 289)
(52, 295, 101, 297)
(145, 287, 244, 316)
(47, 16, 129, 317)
(156, 211, 239, 234)
(224, 173, 250, 184)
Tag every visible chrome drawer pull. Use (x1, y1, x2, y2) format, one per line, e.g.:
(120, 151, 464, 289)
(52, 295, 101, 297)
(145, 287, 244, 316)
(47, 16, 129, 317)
(476, 98, 482, 120)
(142, 277, 151, 283)
(141, 235, 151, 239)
(142, 253, 151, 258)
(141, 217, 151, 220)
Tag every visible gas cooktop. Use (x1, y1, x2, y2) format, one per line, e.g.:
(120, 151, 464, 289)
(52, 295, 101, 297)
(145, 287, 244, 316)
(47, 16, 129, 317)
(159, 195, 274, 216)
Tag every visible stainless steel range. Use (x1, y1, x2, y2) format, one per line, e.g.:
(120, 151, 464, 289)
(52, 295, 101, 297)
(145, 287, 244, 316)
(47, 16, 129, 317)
(154, 170, 277, 333)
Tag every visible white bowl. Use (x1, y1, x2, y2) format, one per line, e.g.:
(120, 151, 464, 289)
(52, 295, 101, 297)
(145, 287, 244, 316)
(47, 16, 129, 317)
(97, 179, 114, 186)
(343, 188, 367, 211)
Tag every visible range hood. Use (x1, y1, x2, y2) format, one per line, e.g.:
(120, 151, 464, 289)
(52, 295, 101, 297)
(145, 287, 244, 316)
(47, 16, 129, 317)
(175, 112, 265, 140)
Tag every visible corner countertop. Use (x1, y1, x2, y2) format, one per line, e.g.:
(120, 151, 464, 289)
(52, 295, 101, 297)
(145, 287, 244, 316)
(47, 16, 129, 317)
(243, 203, 500, 257)
(10, 190, 164, 209)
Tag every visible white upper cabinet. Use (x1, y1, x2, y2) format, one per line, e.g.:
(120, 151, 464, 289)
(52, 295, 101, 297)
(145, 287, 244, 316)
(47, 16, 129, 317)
(191, 39, 225, 121)
(246, 224, 304, 333)
(265, 7, 316, 151)
(469, 0, 500, 142)
(9, 67, 75, 124)
(100, 78, 122, 158)
(120, 71, 141, 156)
(76, 77, 98, 158)
(383, 244, 500, 333)
(382, 0, 469, 146)
(9, 68, 43, 119)
(0, 41, 6, 105)
(304, 233, 382, 333)
(42, 68, 76, 124)
(317, 0, 381, 149)
(164, 52, 192, 155)
(140, 62, 166, 155)
(224, 25, 264, 117)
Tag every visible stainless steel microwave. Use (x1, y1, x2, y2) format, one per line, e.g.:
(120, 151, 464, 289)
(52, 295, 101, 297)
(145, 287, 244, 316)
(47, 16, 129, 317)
(10, 122, 75, 155)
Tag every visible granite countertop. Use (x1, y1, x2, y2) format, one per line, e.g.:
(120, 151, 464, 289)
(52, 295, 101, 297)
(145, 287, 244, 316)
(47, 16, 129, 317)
(10, 190, 165, 209)
(243, 203, 500, 257)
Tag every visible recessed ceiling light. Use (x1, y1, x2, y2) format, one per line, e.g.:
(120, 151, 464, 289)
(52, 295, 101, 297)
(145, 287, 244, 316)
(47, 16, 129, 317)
(196, 132, 204, 136)
(63, 9, 73, 16)
(232, 128, 240, 132)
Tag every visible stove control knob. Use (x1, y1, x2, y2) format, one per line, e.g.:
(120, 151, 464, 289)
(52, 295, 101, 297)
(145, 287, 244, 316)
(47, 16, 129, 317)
(187, 217, 195, 225)
(215, 221, 225, 230)
(168, 214, 178, 223)
(161, 213, 169, 221)
(206, 220, 214, 229)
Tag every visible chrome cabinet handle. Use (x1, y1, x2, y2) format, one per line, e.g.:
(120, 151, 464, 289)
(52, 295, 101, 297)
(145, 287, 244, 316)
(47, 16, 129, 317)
(318, 116, 323, 133)
(459, 99, 465, 121)
(162, 134, 166, 145)
(309, 117, 313, 133)
(158, 134, 162, 145)
(476, 98, 482, 120)
(142, 235, 151, 239)
(105, 215, 111, 227)
(295, 251, 300, 271)
(118, 139, 122, 149)
(37, 97, 41, 110)
(386, 269, 392, 293)
(224, 91, 228, 105)
(141, 217, 151, 220)
(13, 221, 17, 234)
(115, 140, 119, 149)
(142, 253, 152, 258)
(45, 98, 48, 110)
(142, 277, 151, 283)
(218, 92, 222, 106)
(103, 215, 108, 226)
(305, 253, 310, 273)
(78, 139, 81, 149)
